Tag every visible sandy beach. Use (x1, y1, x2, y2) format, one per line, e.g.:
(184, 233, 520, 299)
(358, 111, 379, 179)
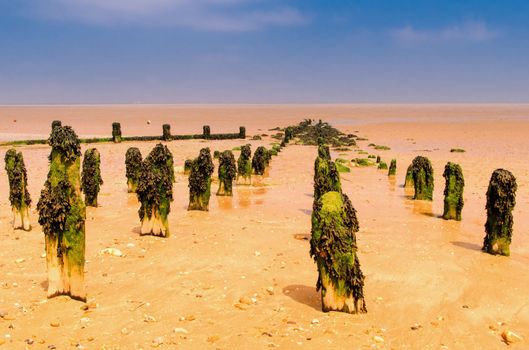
(1, 104, 529, 349)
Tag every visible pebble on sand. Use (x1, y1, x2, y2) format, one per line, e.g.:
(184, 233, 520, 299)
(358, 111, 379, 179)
(501, 330, 522, 344)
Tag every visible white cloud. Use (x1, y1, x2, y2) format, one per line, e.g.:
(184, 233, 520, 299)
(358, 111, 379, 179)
(26, 0, 309, 31)
(390, 20, 499, 44)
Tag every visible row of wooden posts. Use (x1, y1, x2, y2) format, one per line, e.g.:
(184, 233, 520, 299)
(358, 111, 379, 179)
(310, 145, 517, 314)
(4, 122, 288, 302)
(4, 123, 516, 312)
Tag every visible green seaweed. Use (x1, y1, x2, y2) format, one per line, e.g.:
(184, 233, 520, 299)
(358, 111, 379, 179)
(125, 147, 143, 193)
(313, 144, 341, 203)
(388, 159, 397, 176)
(136, 143, 174, 236)
(217, 150, 237, 196)
(188, 148, 214, 210)
(450, 148, 466, 153)
(237, 144, 252, 184)
(482, 169, 516, 256)
(252, 146, 268, 175)
(310, 191, 367, 314)
(5, 149, 32, 231)
(442, 162, 464, 221)
(81, 148, 103, 207)
(404, 163, 414, 188)
(37, 125, 86, 301)
(335, 162, 351, 173)
(410, 156, 434, 201)
(377, 161, 388, 170)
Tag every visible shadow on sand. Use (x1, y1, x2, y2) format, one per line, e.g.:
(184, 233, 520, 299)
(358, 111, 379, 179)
(283, 284, 321, 312)
(451, 241, 482, 252)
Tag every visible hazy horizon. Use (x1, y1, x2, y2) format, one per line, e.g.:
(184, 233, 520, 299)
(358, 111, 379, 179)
(1, 1, 529, 104)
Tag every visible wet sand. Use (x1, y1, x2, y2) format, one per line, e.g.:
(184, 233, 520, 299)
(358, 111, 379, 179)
(1, 104, 528, 349)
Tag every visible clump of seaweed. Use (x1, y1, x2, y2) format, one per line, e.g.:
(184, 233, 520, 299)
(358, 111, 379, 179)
(163, 124, 171, 141)
(5, 149, 32, 231)
(310, 191, 367, 314)
(237, 144, 252, 185)
(404, 164, 414, 188)
(442, 162, 464, 221)
(482, 169, 517, 256)
(353, 158, 374, 167)
(251, 135, 262, 140)
(450, 148, 466, 153)
(81, 148, 103, 207)
(184, 159, 193, 175)
(410, 156, 434, 201)
(37, 125, 86, 301)
(51, 120, 62, 131)
(388, 159, 397, 176)
(125, 147, 143, 193)
(285, 119, 356, 147)
(112, 122, 122, 143)
(335, 161, 351, 173)
(188, 148, 215, 210)
(313, 144, 341, 203)
(252, 146, 268, 175)
(136, 143, 174, 237)
(378, 161, 388, 170)
(217, 150, 237, 196)
(213, 150, 221, 159)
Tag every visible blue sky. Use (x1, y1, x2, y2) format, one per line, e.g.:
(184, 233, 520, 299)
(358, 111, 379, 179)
(1, 0, 528, 104)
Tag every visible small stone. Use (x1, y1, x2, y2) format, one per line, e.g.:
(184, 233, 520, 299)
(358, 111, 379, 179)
(173, 328, 188, 334)
(266, 287, 274, 295)
(501, 330, 522, 344)
(121, 328, 130, 335)
(207, 335, 219, 343)
(411, 323, 422, 331)
(254, 251, 261, 257)
(239, 297, 252, 305)
(147, 120, 152, 125)
(373, 335, 384, 343)
(311, 319, 319, 325)
(151, 337, 164, 347)
(25, 339, 34, 345)
(234, 303, 247, 310)
(143, 314, 156, 323)
(50, 320, 60, 327)
(15, 258, 25, 264)
(99, 248, 123, 257)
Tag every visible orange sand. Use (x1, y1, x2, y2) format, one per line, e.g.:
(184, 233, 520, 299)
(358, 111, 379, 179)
(0, 104, 528, 349)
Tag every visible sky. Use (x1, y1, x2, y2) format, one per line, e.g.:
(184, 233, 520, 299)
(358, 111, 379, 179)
(1, 0, 528, 104)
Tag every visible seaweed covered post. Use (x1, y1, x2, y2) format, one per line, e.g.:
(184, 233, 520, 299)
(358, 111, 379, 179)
(112, 122, 122, 143)
(51, 120, 62, 132)
(388, 159, 397, 176)
(482, 169, 517, 256)
(314, 144, 341, 203)
(188, 148, 214, 210)
(217, 150, 237, 196)
(136, 144, 174, 236)
(252, 146, 268, 175)
(81, 148, 103, 207)
(184, 159, 193, 175)
(237, 144, 252, 185)
(442, 162, 464, 221)
(310, 191, 367, 314)
(239, 126, 246, 139)
(213, 150, 220, 159)
(203, 125, 211, 139)
(284, 127, 294, 144)
(404, 163, 414, 188)
(125, 147, 142, 193)
(4, 149, 32, 231)
(37, 126, 86, 301)
(411, 156, 434, 201)
(162, 124, 171, 141)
